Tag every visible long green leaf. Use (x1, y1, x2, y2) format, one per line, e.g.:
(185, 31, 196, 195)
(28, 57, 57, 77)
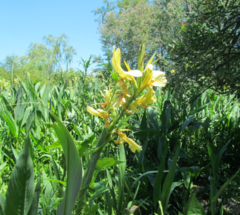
(27, 177, 41, 215)
(153, 147, 167, 208)
(49, 114, 82, 215)
(0, 193, 5, 215)
(5, 137, 35, 215)
(117, 145, 126, 215)
(14, 86, 24, 124)
(161, 146, 180, 214)
(0, 104, 18, 139)
(212, 170, 239, 205)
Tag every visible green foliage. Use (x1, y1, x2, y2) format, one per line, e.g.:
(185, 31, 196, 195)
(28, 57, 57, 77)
(0, 27, 240, 215)
(171, 0, 240, 94)
(0, 73, 239, 214)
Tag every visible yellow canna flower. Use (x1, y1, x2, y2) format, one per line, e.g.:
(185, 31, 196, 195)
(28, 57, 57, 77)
(130, 87, 157, 112)
(100, 89, 112, 109)
(111, 47, 142, 81)
(141, 64, 167, 90)
(114, 130, 142, 153)
(87, 106, 110, 126)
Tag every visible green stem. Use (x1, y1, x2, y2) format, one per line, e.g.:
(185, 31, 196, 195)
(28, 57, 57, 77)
(76, 128, 112, 213)
(76, 88, 142, 214)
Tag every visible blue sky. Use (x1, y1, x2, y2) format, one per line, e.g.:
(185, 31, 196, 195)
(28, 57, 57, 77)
(0, 0, 105, 70)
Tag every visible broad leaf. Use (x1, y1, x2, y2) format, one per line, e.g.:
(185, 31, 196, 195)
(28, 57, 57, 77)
(5, 137, 35, 215)
(49, 114, 82, 215)
(27, 177, 41, 215)
(96, 157, 124, 170)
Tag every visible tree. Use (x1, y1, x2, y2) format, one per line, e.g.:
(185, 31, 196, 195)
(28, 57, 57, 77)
(0, 34, 77, 83)
(94, 0, 186, 70)
(43, 34, 76, 75)
(171, 0, 240, 95)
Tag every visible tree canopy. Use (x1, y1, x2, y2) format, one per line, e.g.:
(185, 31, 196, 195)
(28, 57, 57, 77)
(169, 0, 240, 94)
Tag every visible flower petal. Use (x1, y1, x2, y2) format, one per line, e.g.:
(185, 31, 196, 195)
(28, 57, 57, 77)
(122, 136, 142, 153)
(152, 79, 167, 87)
(152, 70, 165, 79)
(97, 109, 109, 119)
(147, 64, 153, 70)
(87, 106, 99, 117)
(126, 70, 142, 77)
(130, 104, 143, 113)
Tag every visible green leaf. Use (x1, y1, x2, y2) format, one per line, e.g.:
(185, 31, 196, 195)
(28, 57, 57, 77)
(190, 104, 208, 115)
(0, 104, 18, 139)
(26, 107, 35, 134)
(49, 113, 82, 215)
(45, 141, 61, 149)
(51, 153, 61, 181)
(43, 179, 66, 187)
(5, 137, 35, 215)
(0, 193, 5, 215)
(91, 187, 109, 199)
(27, 177, 41, 215)
(117, 145, 126, 215)
(161, 146, 180, 214)
(96, 157, 124, 170)
(14, 86, 25, 124)
(78, 133, 95, 157)
(0, 163, 6, 172)
(212, 170, 239, 205)
(181, 115, 195, 131)
(153, 147, 167, 208)
(41, 169, 53, 207)
(110, 71, 119, 82)
(21, 106, 33, 128)
(216, 140, 231, 168)
(160, 100, 171, 134)
(186, 193, 205, 215)
(140, 110, 147, 130)
(11, 146, 19, 161)
(133, 129, 159, 138)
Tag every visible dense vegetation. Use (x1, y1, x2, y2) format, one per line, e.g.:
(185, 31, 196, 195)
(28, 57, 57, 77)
(0, 0, 239, 215)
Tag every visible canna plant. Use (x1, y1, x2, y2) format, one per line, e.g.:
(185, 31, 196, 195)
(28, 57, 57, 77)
(76, 43, 167, 213)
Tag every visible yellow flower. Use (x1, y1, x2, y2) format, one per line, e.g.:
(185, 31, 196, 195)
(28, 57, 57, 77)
(170, 70, 175, 74)
(130, 87, 157, 112)
(99, 89, 112, 109)
(114, 130, 142, 153)
(87, 106, 110, 126)
(111, 47, 142, 81)
(141, 64, 167, 89)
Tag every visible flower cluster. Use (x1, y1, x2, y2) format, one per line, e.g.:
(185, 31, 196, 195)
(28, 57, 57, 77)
(87, 47, 167, 153)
